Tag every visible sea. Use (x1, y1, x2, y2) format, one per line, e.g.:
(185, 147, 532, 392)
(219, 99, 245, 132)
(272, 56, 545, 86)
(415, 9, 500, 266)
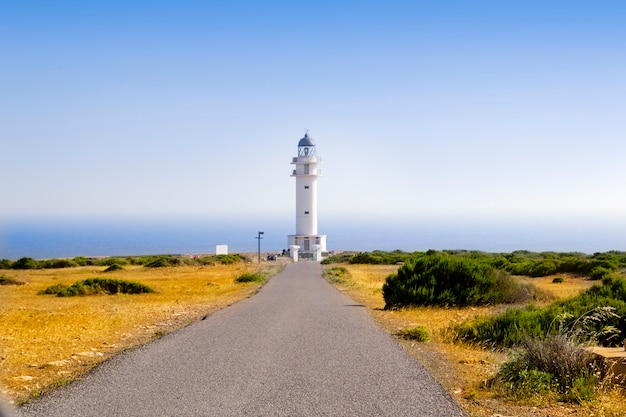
(1, 217, 625, 260)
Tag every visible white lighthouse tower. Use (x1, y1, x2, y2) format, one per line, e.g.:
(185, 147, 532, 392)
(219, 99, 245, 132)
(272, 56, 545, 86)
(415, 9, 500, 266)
(287, 132, 327, 261)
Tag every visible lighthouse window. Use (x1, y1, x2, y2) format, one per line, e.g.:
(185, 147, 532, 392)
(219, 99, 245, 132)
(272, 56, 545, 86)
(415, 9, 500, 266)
(304, 211, 309, 215)
(304, 186, 309, 189)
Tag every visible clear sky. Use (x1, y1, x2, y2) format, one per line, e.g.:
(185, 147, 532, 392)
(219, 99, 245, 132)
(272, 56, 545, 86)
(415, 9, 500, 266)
(2, 1, 625, 239)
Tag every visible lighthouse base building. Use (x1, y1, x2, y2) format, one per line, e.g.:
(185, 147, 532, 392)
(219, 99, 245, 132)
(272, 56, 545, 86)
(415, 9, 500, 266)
(287, 234, 327, 262)
(288, 133, 327, 262)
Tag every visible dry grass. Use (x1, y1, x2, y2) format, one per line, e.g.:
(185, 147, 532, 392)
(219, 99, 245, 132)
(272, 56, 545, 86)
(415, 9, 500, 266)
(327, 264, 626, 417)
(0, 262, 277, 405)
(519, 273, 596, 300)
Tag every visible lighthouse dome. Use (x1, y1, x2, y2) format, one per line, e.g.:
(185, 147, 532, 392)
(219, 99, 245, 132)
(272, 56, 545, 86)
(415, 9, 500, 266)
(298, 133, 316, 147)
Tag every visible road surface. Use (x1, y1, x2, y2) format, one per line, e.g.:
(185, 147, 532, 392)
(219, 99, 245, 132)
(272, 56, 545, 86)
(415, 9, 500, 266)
(19, 262, 465, 416)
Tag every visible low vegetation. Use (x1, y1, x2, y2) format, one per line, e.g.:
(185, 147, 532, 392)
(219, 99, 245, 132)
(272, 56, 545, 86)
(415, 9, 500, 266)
(490, 307, 621, 404)
(492, 335, 598, 403)
(37, 283, 69, 295)
(0, 255, 274, 404)
(322, 250, 419, 265)
(235, 272, 265, 283)
(382, 252, 542, 309)
(397, 325, 430, 342)
(103, 264, 124, 273)
(0, 274, 25, 286)
(0, 254, 251, 271)
(456, 277, 626, 347)
(322, 266, 351, 283)
(40, 278, 155, 297)
(323, 250, 626, 415)
(323, 250, 626, 279)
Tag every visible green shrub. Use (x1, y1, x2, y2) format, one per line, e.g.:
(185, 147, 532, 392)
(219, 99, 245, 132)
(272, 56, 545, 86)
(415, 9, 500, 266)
(0, 259, 14, 269)
(492, 358, 555, 400)
(96, 257, 129, 266)
(144, 257, 181, 268)
(382, 253, 531, 309)
(103, 264, 124, 272)
(565, 375, 598, 403)
(0, 274, 25, 286)
(349, 250, 416, 265)
(528, 260, 558, 277)
(50, 278, 155, 296)
(522, 335, 599, 392)
(126, 257, 146, 266)
(323, 266, 350, 283)
(456, 282, 626, 348)
(72, 256, 94, 266)
(491, 334, 600, 403)
(321, 252, 356, 264)
(235, 273, 265, 283)
(12, 257, 38, 270)
(589, 267, 612, 281)
(456, 305, 549, 347)
(39, 258, 78, 269)
(552, 276, 564, 283)
(143, 258, 169, 268)
(398, 325, 430, 342)
(38, 283, 69, 295)
(487, 251, 626, 278)
(215, 254, 246, 264)
(194, 254, 248, 265)
(349, 252, 387, 264)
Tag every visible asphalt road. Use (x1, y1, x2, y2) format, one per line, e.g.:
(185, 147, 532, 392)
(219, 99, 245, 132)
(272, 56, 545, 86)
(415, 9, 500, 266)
(18, 262, 465, 417)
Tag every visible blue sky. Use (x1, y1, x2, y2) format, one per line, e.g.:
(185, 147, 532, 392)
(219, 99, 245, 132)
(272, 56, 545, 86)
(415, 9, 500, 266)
(2, 1, 625, 241)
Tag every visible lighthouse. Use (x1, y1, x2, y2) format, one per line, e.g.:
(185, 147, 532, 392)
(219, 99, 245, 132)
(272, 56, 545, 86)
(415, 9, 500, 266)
(287, 132, 327, 261)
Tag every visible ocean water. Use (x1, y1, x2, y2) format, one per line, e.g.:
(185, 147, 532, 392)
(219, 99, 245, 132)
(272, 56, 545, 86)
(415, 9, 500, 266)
(1, 217, 625, 260)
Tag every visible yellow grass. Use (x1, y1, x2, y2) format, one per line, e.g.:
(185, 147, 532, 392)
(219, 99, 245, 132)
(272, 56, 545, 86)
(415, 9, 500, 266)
(0, 262, 277, 404)
(326, 264, 626, 417)
(519, 273, 597, 300)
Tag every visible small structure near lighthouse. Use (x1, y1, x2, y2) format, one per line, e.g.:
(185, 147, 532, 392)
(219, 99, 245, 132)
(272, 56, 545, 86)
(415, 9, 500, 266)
(287, 132, 327, 261)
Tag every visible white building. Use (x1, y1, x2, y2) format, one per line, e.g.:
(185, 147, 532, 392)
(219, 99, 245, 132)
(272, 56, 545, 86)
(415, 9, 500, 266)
(287, 133, 327, 261)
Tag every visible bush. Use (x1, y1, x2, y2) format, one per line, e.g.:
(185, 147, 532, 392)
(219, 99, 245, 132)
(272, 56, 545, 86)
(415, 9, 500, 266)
(103, 264, 124, 272)
(323, 266, 350, 283)
(12, 257, 38, 270)
(349, 252, 387, 264)
(0, 274, 25, 286)
(528, 260, 558, 277)
(589, 267, 612, 281)
(321, 252, 356, 264)
(194, 254, 248, 265)
(0, 259, 13, 269)
(491, 334, 600, 403)
(235, 273, 265, 283)
(215, 254, 246, 264)
(456, 305, 549, 347)
(552, 276, 565, 283)
(45, 278, 155, 297)
(487, 251, 626, 278)
(39, 258, 78, 269)
(96, 257, 129, 266)
(349, 250, 416, 265)
(456, 281, 626, 348)
(382, 253, 532, 309)
(72, 256, 95, 266)
(38, 283, 69, 295)
(144, 257, 181, 268)
(492, 358, 555, 400)
(398, 325, 430, 342)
